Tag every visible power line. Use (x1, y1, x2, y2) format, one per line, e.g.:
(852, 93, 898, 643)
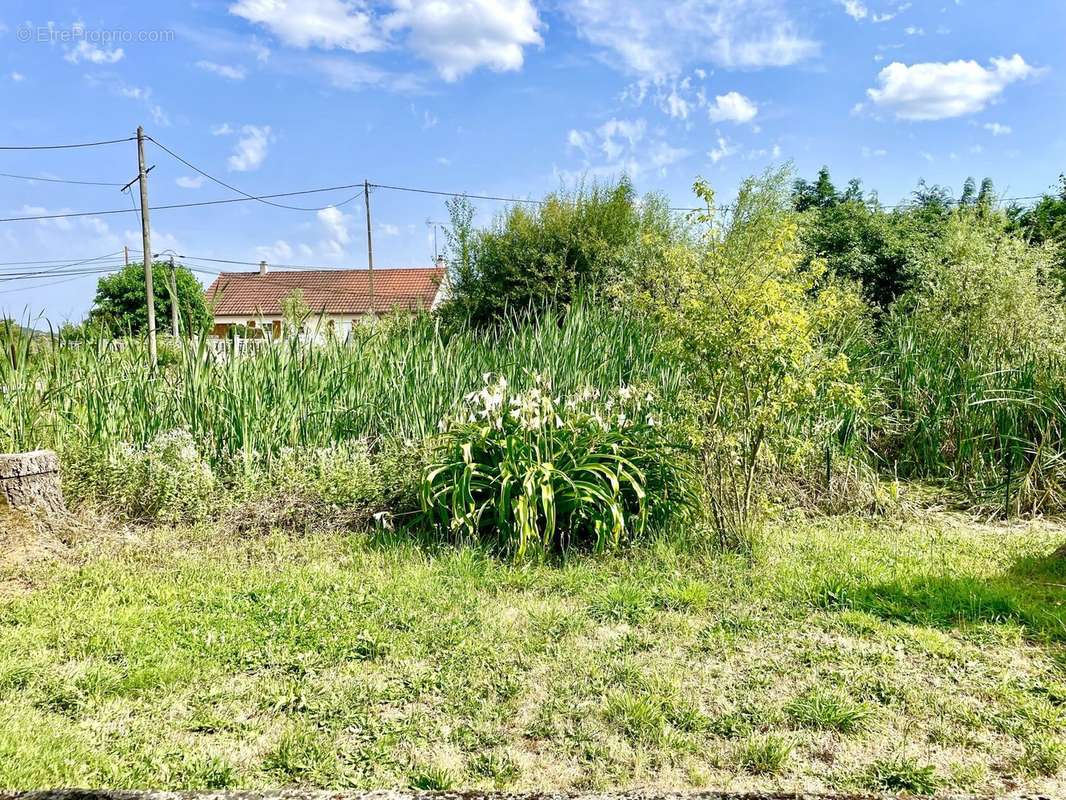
(0, 182, 372, 223)
(0, 136, 135, 151)
(0, 174, 1048, 226)
(0, 251, 127, 276)
(0, 264, 128, 281)
(0, 171, 124, 187)
(0, 252, 130, 267)
(147, 135, 364, 212)
(0, 273, 94, 294)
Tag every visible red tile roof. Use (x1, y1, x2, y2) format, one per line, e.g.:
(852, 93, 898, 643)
(206, 267, 445, 316)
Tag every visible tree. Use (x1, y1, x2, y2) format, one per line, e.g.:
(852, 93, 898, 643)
(1010, 174, 1066, 293)
(439, 178, 654, 327)
(794, 169, 952, 310)
(624, 167, 869, 546)
(792, 166, 839, 211)
(87, 261, 210, 336)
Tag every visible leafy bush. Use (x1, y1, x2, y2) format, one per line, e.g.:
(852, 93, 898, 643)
(439, 179, 681, 327)
(421, 374, 694, 558)
(621, 167, 871, 546)
(68, 429, 219, 524)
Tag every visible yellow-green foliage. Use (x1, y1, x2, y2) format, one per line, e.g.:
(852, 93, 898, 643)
(620, 167, 870, 543)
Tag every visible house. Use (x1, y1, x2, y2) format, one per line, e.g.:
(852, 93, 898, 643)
(205, 262, 448, 340)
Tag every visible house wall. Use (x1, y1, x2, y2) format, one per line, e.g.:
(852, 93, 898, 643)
(212, 313, 362, 342)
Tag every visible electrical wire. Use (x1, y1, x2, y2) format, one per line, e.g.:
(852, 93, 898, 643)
(0, 273, 94, 294)
(0, 171, 124, 187)
(0, 251, 127, 276)
(0, 136, 136, 150)
(0, 262, 129, 281)
(146, 136, 364, 212)
(0, 182, 375, 223)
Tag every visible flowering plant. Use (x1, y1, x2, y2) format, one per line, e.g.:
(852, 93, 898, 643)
(421, 373, 693, 558)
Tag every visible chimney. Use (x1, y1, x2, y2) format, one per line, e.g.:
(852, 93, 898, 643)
(435, 255, 446, 270)
(259, 260, 268, 276)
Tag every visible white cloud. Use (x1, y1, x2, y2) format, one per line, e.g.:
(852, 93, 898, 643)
(227, 125, 272, 171)
(597, 118, 646, 160)
(318, 205, 353, 247)
(115, 84, 170, 126)
(983, 121, 1012, 136)
(229, 0, 542, 82)
(567, 129, 592, 154)
(196, 60, 247, 80)
(422, 110, 438, 129)
(176, 176, 205, 189)
(378, 222, 400, 236)
(872, 2, 910, 23)
(904, 25, 924, 36)
(310, 56, 422, 92)
(709, 133, 736, 164)
(383, 0, 543, 82)
(648, 141, 689, 174)
(212, 122, 235, 136)
(663, 87, 691, 120)
(838, 0, 867, 21)
(255, 239, 295, 262)
(564, 118, 687, 178)
(861, 145, 888, 157)
(559, 0, 817, 78)
(229, 0, 381, 52)
(707, 91, 758, 123)
(64, 40, 124, 65)
(436, 156, 452, 166)
(10, 71, 25, 82)
(867, 54, 1039, 121)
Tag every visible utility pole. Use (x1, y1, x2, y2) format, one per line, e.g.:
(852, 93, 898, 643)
(124, 245, 129, 269)
(168, 254, 180, 337)
(136, 126, 156, 366)
(363, 179, 375, 316)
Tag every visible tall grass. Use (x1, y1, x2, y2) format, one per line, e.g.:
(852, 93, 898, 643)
(883, 318, 1066, 514)
(0, 304, 684, 483)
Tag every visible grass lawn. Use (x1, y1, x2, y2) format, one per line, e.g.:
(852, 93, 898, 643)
(0, 509, 1063, 795)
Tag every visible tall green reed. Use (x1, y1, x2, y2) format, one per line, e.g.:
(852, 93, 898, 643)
(0, 304, 684, 483)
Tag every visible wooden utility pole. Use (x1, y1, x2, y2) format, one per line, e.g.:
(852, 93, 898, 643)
(136, 126, 156, 366)
(123, 245, 129, 269)
(363, 179, 375, 316)
(168, 255, 180, 337)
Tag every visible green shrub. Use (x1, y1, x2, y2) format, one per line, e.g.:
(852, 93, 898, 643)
(269, 441, 382, 507)
(619, 167, 872, 546)
(68, 429, 219, 524)
(439, 178, 682, 327)
(421, 374, 695, 557)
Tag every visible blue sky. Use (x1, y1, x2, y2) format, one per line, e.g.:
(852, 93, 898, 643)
(1, 0, 1064, 323)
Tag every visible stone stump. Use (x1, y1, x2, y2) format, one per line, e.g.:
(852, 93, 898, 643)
(0, 450, 65, 513)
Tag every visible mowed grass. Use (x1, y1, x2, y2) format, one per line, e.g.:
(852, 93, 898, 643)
(0, 512, 1063, 794)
